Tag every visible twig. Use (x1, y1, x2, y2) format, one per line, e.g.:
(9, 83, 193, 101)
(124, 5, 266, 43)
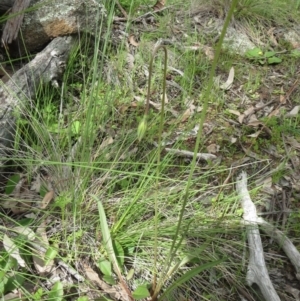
(164, 147, 217, 161)
(115, 0, 128, 19)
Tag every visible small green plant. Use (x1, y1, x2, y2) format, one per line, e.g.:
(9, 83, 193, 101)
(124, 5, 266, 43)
(245, 47, 282, 64)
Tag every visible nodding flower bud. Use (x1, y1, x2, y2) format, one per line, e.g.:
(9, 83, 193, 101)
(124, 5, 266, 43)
(137, 116, 147, 141)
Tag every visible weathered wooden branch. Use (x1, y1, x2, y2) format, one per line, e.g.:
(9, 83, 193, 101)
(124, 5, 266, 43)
(0, 35, 75, 167)
(1, 0, 31, 46)
(258, 219, 300, 280)
(236, 171, 280, 301)
(237, 171, 300, 299)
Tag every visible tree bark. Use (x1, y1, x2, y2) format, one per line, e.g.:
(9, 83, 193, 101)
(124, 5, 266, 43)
(0, 0, 15, 12)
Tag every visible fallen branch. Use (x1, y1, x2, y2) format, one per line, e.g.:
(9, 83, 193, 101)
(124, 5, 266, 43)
(236, 171, 280, 301)
(165, 147, 217, 161)
(0, 36, 75, 168)
(1, 0, 31, 46)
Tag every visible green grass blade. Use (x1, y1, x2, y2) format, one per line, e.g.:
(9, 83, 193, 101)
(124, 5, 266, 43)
(93, 195, 122, 277)
(159, 259, 224, 300)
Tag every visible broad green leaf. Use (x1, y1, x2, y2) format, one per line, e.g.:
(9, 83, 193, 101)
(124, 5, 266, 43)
(3, 256, 18, 271)
(113, 239, 124, 268)
(137, 116, 147, 141)
(103, 275, 116, 285)
(291, 49, 300, 58)
(96, 297, 114, 301)
(126, 268, 134, 280)
(40, 185, 48, 197)
(245, 47, 263, 58)
(264, 51, 276, 58)
(76, 297, 89, 301)
(159, 259, 223, 300)
(45, 246, 58, 265)
(98, 259, 112, 276)
(0, 271, 8, 295)
(48, 282, 64, 301)
(5, 174, 20, 195)
(5, 272, 25, 294)
(71, 120, 81, 135)
(33, 288, 44, 300)
(93, 195, 122, 279)
(132, 285, 150, 300)
(127, 246, 135, 255)
(268, 57, 282, 64)
(17, 218, 35, 227)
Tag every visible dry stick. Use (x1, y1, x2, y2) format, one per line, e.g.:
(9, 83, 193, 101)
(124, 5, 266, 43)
(1, 0, 31, 46)
(115, 0, 128, 19)
(243, 182, 300, 280)
(236, 171, 280, 301)
(164, 147, 217, 161)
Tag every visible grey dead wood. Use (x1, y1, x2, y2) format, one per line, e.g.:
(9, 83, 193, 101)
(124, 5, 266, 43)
(1, 0, 31, 46)
(0, 35, 75, 168)
(236, 172, 281, 301)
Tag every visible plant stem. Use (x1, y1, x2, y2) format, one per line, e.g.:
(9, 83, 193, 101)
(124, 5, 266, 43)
(154, 0, 239, 299)
(145, 44, 168, 297)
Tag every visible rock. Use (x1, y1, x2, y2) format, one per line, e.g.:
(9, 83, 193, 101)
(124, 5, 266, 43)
(6, 0, 106, 52)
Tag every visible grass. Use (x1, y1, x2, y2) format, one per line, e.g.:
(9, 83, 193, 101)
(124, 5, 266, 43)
(1, 0, 300, 300)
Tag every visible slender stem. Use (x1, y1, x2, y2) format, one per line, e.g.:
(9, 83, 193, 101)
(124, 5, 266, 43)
(153, 0, 239, 299)
(145, 45, 168, 299)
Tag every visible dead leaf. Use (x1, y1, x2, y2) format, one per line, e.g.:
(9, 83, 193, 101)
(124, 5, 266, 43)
(3, 293, 21, 301)
(30, 174, 42, 192)
(128, 35, 139, 47)
(83, 264, 113, 292)
(268, 107, 280, 117)
(285, 136, 300, 149)
(32, 221, 54, 274)
(99, 136, 114, 151)
(220, 67, 234, 90)
(153, 0, 165, 11)
(267, 27, 278, 46)
(40, 190, 54, 209)
(279, 86, 285, 104)
(126, 53, 135, 70)
(286, 105, 300, 117)
(207, 144, 220, 154)
(13, 226, 36, 241)
(3, 234, 26, 267)
(119, 147, 138, 160)
(247, 131, 261, 138)
(247, 120, 263, 127)
(228, 109, 241, 117)
(243, 106, 255, 117)
(181, 104, 196, 122)
(231, 137, 237, 143)
(238, 114, 245, 124)
(203, 45, 214, 60)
